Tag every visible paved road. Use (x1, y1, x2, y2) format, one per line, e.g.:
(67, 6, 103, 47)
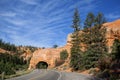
(6, 69, 60, 80)
(6, 69, 102, 80)
(60, 71, 102, 80)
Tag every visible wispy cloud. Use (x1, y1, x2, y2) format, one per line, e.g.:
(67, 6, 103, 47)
(5, 18, 28, 26)
(0, 12, 16, 17)
(20, 0, 38, 5)
(0, 0, 104, 47)
(106, 13, 120, 20)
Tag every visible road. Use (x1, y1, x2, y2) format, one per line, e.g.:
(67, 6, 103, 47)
(6, 69, 102, 80)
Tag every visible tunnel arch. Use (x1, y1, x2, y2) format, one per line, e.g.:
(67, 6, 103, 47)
(36, 61, 48, 69)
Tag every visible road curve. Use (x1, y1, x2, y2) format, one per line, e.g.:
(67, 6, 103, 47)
(6, 69, 102, 80)
(6, 69, 60, 80)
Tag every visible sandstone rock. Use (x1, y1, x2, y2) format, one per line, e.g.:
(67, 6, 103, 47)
(29, 19, 120, 70)
(103, 19, 120, 53)
(0, 48, 7, 53)
(21, 49, 32, 61)
(28, 45, 71, 69)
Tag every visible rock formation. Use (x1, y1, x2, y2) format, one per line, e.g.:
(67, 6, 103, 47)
(103, 19, 120, 52)
(28, 45, 71, 69)
(29, 19, 120, 70)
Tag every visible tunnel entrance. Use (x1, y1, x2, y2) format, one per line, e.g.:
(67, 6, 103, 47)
(36, 61, 48, 69)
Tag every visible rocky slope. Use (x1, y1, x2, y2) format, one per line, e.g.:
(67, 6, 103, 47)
(103, 19, 120, 52)
(29, 19, 120, 70)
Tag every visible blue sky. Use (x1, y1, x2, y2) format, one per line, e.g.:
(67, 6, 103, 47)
(0, 0, 120, 47)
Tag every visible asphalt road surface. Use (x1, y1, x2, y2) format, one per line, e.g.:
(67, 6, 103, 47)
(6, 69, 102, 80)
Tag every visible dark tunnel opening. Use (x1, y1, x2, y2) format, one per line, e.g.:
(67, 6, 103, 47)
(36, 61, 48, 69)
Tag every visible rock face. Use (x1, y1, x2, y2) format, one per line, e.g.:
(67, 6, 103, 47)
(28, 45, 71, 69)
(29, 19, 120, 69)
(103, 19, 120, 52)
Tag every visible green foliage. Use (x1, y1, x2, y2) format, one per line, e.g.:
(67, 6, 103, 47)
(60, 50, 68, 60)
(53, 44, 58, 48)
(82, 49, 98, 69)
(111, 39, 120, 61)
(71, 8, 80, 32)
(84, 12, 95, 29)
(25, 46, 37, 53)
(96, 39, 120, 79)
(81, 12, 107, 70)
(109, 39, 120, 79)
(97, 56, 111, 71)
(70, 51, 82, 70)
(0, 39, 17, 52)
(0, 53, 27, 75)
(94, 12, 106, 27)
(70, 8, 82, 70)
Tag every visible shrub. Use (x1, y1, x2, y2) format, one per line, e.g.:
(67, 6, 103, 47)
(0, 53, 27, 75)
(60, 50, 68, 60)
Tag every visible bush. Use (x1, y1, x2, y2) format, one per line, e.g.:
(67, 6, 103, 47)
(96, 69, 110, 79)
(97, 56, 111, 71)
(60, 50, 68, 60)
(0, 53, 27, 75)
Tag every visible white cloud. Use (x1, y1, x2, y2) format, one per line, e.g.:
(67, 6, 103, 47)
(20, 0, 38, 5)
(69, 0, 95, 10)
(0, 12, 16, 17)
(40, 0, 56, 12)
(0, 0, 100, 47)
(107, 13, 120, 19)
(5, 18, 28, 26)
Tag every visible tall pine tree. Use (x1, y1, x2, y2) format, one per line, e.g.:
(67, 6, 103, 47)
(81, 13, 107, 69)
(70, 8, 82, 70)
(84, 12, 95, 29)
(94, 12, 106, 27)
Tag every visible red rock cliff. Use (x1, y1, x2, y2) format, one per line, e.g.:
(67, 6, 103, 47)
(29, 19, 120, 69)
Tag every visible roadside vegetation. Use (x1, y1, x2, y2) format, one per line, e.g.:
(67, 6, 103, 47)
(0, 39, 37, 79)
(0, 8, 119, 80)
(0, 53, 27, 75)
(60, 50, 68, 60)
(0, 39, 17, 53)
(70, 8, 120, 79)
(54, 50, 69, 67)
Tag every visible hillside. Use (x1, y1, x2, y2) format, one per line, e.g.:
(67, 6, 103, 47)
(0, 19, 120, 79)
(0, 40, 38, 76)
(28, 19, 120, 77)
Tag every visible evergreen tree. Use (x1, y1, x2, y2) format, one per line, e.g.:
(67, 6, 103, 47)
(111, 39, 120, 61)
(82, 12, 95, 45)
(70, 8, 82, 70)
(84, 12, 95, 29)
(94, 12, 106, 27)
(53, 44, 58, 48)
(60, 50, 68, 60)
(109, 39, 120, 79)
(82, 13, 107, 69)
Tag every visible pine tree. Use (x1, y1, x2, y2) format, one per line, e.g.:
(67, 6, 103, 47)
(109, 39, 120, 79)
(84, 12, 95, 29)
(94, 12, 106, 27)
(111, 39, 120, 60)
(70, 8, 82, 70)
(82, 13, 107, 69)
(82, 12, 95, 45)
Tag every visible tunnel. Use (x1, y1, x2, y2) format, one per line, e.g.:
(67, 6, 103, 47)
(36, 61, 48, 69)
